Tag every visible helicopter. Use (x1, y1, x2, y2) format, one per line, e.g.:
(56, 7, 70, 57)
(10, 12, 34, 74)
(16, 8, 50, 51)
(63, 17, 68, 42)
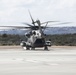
(19, 11, 59, 50)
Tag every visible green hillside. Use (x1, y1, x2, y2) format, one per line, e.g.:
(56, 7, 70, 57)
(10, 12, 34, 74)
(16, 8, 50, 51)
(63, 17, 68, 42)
(0, 34, 76, 46)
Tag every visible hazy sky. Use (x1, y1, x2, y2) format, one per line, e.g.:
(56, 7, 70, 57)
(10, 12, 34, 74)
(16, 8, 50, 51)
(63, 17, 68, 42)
(0, 0, 76, 27)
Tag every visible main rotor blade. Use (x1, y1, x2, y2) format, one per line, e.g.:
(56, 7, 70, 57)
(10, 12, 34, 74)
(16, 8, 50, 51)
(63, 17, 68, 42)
(54, 22, 72, 25)
(43, 22, 48, 32)
(41, 21, 59, 25)
(28, 10, 35, 26)
(58, 22, 72, 24)
(0, 25, 31, 29)
(22, 22, 33, 27)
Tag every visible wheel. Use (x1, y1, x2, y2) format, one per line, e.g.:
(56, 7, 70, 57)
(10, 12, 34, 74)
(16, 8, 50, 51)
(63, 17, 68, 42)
(31, 47, 35, 50)
(44, 46, 49, 51)
(26, 46, 30, 50)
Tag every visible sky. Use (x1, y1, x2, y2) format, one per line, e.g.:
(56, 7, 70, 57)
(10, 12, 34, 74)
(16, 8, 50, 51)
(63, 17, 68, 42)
(0, 0, 76, 27)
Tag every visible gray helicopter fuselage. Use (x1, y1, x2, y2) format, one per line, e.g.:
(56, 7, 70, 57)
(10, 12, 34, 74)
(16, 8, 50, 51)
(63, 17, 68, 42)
(25, 29, 45, 47)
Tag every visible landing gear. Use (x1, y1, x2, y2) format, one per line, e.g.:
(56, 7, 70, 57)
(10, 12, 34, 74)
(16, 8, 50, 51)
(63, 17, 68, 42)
(44, 46, 49, 51)
(26, 46, 30, 50)
(31, 47, 35, 50)
(26, 46, 35, 50)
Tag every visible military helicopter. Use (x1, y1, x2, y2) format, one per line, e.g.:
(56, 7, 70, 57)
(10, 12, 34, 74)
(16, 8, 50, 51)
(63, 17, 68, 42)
(20, 11, 59, 50)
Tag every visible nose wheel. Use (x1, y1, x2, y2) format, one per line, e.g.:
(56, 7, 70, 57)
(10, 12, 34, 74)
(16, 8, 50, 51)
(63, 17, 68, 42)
(26, 46, 30, 50)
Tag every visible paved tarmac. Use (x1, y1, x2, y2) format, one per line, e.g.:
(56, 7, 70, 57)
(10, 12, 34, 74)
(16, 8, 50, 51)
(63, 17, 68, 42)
(0, 46, 76, 75)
